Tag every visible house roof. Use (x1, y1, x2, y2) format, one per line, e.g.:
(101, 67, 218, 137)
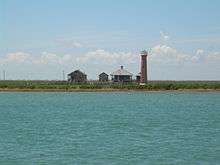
(68, 70, 86, 76)
(99, 72, 108, 76)
(111, 66, 133, 76)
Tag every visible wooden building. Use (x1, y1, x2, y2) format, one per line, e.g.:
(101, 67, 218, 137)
(68, 70, 87, 83)
(110, 66, 133, 82)
(99, 72, 108, 82)
(136, 73, 141, 83)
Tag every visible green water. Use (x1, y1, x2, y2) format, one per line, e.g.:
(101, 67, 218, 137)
(0, 92, 219, 165)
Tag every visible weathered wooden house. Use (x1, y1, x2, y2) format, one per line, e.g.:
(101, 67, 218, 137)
(110, 66, 133, 82)
(68, 70, 87, 83)
(99, 72, 108, 82)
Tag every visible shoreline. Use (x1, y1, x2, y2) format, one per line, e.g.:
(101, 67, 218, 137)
(0, 88, 219, 93)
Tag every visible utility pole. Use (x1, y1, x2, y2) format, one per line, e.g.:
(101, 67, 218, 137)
(62, 70, 65, 81)
(3, 70, 6, 80)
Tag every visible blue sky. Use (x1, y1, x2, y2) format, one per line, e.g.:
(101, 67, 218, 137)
(0, 0, 220, 80)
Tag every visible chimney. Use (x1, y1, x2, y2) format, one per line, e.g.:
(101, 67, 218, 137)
(140, 50, 148, 84)
(120, 66, 123, 69)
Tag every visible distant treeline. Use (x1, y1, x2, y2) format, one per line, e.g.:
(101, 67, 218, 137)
(0, 80, 220, 91)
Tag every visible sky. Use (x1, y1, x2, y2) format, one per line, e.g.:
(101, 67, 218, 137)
(0, 0, 220, 80)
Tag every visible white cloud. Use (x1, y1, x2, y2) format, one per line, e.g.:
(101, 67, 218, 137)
(206, 51, 220, 62)
(191, 49, 205, 62)
(36, 52, 62, 64)
(160, 31, 170, 41)
(149, 44, 220, 66)
(4, 52, 30, 63)
(79, 49, 136, 64)
(56, 38, 83, 48)
(150, 44, 189, 64)
(196, 49, 204, 55)
(174, 38, 220, 44)
(1, 47, 219, 67)
(0, 49, 137, 67)
(32, 52, 79, 65)
(191, 49, 220, 63)
(72, 42, 83, 48)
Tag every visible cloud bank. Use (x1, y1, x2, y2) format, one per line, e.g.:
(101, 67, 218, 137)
(0, 44, 219, 80)
(1, 46, 219, 65)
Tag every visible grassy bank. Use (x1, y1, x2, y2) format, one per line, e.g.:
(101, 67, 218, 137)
(0, 80, 220, 92)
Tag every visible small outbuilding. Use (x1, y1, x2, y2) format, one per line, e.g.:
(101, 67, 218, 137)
(68, 70, 87, 83)
(136, 73, 141, 83)
(99, 72, 108, 82)
(111, 66, 133, 82)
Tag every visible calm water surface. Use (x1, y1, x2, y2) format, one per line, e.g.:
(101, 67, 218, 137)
(0, 92, 219, 165)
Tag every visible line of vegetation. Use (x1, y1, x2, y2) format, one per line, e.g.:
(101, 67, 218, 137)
(0, 80, 219, 91)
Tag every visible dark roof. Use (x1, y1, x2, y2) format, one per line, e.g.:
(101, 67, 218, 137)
(68, 70, 86, 76)
(99, 72, 108, 76)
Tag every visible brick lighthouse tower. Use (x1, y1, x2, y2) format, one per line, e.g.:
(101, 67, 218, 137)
(140, 50, 148, 85)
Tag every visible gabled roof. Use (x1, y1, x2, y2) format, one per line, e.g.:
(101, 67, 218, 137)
(68, 70, 86, 76)
(111, 66, 133, 76)
(99, 72, 108, 76)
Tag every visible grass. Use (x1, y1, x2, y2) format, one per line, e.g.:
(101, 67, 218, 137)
(0, 80, 220, 91)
